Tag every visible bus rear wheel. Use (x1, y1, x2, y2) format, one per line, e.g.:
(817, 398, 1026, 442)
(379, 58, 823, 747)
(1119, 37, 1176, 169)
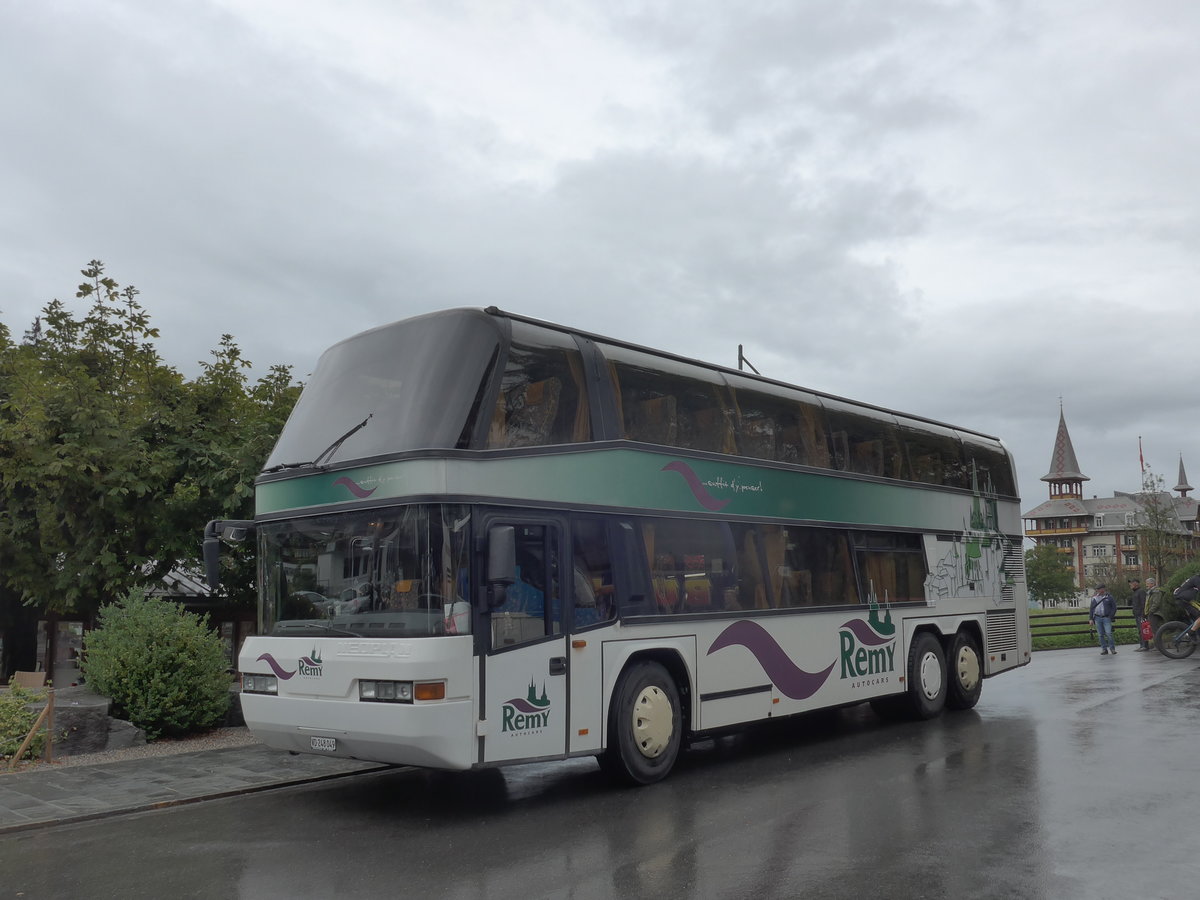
(601, 660, 682, 786)
(945, 632, 983, 711)
(908, 632, 948, 718)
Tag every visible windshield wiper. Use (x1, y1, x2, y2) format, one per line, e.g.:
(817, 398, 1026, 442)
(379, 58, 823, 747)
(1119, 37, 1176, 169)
(262, 414, 373, 474)
(273, 621, 362, 638)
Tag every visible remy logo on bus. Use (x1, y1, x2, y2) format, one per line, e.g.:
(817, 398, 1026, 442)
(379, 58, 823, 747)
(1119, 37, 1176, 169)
(297, 647, 324, 678)
(501, 679, 552, 734)
(708, 605, 897, 698)
(838, 605, 897, 687)
(255, 648, 323, 680)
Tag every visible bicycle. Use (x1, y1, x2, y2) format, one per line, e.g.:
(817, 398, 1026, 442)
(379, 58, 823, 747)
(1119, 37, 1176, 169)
(1153, 583, 1200, 660)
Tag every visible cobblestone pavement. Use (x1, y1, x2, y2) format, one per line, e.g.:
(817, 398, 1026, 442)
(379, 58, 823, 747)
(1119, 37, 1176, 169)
(0, 734, 390, 834)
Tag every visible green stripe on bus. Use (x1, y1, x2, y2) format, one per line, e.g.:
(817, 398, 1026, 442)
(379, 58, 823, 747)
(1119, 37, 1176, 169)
(256, 449, 1016, 532)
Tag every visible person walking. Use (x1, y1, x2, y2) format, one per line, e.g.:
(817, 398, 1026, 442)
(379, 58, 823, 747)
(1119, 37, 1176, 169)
(1090, 584, 1118, 655)
(1129, 577, 1149, 651)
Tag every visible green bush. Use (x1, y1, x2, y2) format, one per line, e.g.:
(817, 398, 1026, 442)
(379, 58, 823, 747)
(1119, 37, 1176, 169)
(0, 685, 50, 761)
(81, 590, 231, 740)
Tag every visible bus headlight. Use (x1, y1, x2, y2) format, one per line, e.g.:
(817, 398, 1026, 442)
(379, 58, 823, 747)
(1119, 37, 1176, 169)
(359, 680, 413, 703)
(242, 673, 278, 694)
(359, 680, 445, 702)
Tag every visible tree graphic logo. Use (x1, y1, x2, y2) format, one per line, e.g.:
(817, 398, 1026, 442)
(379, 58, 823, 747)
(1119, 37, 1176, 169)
(501, 677, 552, 734)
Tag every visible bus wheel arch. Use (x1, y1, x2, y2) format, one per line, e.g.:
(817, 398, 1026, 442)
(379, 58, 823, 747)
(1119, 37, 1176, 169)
(601, 653, 688, 786)
(945, 627, 983, 711)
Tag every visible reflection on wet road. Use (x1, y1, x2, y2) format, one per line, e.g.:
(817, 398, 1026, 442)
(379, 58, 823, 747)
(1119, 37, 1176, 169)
(3, 648, 1197, 899)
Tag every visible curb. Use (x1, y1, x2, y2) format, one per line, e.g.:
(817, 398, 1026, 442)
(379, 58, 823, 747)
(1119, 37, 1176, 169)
(0, 762, 395, 837)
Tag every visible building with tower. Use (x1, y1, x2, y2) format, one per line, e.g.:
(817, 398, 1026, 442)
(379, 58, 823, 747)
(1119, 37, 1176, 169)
(1022, 409, 1200, 590)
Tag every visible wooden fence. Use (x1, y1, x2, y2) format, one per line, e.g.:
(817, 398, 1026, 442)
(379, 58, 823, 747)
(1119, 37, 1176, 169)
(1029, 609, 1140, 642)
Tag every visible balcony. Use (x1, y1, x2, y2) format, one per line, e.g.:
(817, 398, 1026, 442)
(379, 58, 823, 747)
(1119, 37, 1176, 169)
(1024, 526, 1087, 537)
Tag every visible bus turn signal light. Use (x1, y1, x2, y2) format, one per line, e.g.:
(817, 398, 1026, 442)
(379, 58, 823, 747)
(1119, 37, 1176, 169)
(414, 682, 445, 701)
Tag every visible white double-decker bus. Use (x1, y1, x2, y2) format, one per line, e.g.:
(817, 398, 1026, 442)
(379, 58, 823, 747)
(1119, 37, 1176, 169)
(206, 308, 1031, 785)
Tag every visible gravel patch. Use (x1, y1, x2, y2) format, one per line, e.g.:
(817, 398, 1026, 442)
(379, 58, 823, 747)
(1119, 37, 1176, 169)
(9, 727, 262, 772)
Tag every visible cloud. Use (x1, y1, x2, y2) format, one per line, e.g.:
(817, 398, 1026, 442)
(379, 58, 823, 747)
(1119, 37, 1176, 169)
(3, 0, 1200, 513)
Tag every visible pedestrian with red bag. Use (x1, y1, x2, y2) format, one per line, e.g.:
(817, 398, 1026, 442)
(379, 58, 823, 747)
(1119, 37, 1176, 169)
(1144, 577, 1167, 642)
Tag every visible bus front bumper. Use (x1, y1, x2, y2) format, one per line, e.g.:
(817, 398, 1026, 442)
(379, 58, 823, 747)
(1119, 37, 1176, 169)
(241, 693, 477, 770)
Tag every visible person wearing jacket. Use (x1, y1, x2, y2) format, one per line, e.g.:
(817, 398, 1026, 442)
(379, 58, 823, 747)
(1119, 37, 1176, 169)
(1143, 577, 1168, 638)
(1129, 577, 1150, 651)
(1089, 584, 1118, 655)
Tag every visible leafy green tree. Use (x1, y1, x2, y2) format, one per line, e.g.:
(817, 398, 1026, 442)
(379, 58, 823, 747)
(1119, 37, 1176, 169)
(170, 334, 301, 605)
(1025, 543, 1077, 607)
(0, 261, 300, 618)
(1135, 470, 1191, 583)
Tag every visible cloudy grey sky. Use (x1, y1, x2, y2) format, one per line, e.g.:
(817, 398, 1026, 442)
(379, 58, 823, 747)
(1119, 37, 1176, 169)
(3, 0, 1198, 510)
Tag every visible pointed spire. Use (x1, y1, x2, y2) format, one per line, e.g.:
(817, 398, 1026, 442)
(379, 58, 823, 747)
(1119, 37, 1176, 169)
(1041, 408, 1089, 484)
(1175, 455, 1193, 497)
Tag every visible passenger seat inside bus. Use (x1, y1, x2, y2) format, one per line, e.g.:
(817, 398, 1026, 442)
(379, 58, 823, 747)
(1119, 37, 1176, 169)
(628, 396, 677, 445)
(490, 377, 562, 448)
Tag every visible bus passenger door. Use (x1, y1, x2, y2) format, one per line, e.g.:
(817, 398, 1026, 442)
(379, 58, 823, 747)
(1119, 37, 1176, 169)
(480, 516, 569, 764)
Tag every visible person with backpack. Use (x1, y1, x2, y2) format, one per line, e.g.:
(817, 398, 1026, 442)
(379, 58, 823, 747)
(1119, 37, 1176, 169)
(1172, 574, 1200, 623)
(1090, 584, 1118, 655)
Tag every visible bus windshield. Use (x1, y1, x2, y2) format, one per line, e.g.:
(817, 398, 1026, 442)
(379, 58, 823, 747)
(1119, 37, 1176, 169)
(261, 504, 472, 638)
(264, 310, 502, 469)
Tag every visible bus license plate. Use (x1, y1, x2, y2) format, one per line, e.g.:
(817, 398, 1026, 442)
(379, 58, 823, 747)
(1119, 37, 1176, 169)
(310, 736, 337, 752)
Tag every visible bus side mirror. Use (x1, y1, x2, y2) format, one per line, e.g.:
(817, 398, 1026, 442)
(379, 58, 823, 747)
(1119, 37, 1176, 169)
(203, 536, 221, 590)
(487, 525, 516, 609)
(203, 520, 224, 590)
(202, 519, 256, 591)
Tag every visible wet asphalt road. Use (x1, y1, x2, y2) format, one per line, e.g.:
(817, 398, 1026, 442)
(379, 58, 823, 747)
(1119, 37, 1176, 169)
(2, 646, 1197, 899)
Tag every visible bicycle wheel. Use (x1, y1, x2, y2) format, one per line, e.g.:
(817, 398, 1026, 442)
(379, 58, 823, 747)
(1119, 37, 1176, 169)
(1154, 621, 1197, 659)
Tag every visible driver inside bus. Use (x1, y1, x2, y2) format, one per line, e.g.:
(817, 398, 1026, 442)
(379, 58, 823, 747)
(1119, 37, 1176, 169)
(573, 557, 615, 624)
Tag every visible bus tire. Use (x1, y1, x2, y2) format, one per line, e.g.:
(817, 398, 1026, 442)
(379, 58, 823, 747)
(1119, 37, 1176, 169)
(945, 631, 983, 711)
(601, 660, 682, 786)
(905, 631, 948, 719)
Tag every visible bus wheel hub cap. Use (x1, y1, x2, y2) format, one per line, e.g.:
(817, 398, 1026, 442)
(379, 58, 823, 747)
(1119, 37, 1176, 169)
(633, 686, 672, 758)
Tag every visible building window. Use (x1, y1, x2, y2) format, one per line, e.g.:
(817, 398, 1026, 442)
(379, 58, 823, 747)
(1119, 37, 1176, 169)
(1124, 553, 1139, 567)
(1094, 516, 1104, 528)
(1125, 513, 1136, 527)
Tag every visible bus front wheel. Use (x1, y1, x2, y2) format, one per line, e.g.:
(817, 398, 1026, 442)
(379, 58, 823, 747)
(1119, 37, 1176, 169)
(601, 660, 682, 786)
(945, 631, 983, 711)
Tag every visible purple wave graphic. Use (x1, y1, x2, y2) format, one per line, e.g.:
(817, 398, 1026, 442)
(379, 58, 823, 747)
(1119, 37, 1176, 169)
(333, 476, 377, 499)
(662, 461, 730, 511)
(840, 620, 895, 647)
(707, 620, 835, 700)
(505, 698, 550, 713)
(256, 653, 296, 680)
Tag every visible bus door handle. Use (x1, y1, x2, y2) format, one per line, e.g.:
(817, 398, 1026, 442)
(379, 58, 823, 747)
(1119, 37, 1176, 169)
(549, 657, 567, 676)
